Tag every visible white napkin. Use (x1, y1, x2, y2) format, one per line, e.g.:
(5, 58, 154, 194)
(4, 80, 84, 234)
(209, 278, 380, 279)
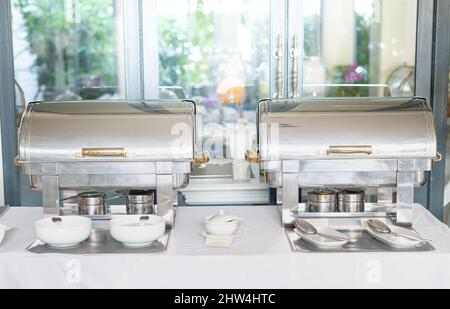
(0, 224, 11, 245)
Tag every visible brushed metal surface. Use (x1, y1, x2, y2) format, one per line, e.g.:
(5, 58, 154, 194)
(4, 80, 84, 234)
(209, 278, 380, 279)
(18, 100, 196, 163)
(0, 206, 9, 218)
(26, 229, 170, 255)
(286, 228, 435, 253)
(259, 97, 437, 160)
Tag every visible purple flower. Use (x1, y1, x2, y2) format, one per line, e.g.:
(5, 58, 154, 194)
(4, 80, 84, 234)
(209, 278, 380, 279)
(204, 97, 218, 109)
(344, 64, 367, 84)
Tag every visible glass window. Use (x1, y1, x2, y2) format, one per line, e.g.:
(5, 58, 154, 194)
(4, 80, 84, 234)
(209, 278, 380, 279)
(13, 0, 124, 102)
(301, 0, 418, 98)
(155, 0, 270, 134)
(11, 0, 421, 207)
(145, 0, 271, 162)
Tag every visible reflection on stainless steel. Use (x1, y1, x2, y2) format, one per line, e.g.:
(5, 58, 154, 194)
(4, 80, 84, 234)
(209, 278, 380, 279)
(0, 206, 9, 218)
(16, 100, 202, 228)
(257, 97, 438, 227)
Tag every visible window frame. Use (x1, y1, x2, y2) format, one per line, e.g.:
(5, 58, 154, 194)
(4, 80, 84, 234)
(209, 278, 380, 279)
(1, 0, 449, 214)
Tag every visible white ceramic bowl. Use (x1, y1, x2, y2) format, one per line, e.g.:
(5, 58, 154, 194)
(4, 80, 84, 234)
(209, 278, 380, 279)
(110, 215, 166, 248)
(204, 215, 239, 236)
(35, 216, 92, 248)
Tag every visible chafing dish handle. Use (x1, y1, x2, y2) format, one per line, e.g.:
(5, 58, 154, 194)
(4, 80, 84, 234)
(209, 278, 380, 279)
(245, 151, 261, 164)
(194, 151, 210, 165)
(81, 148, 127, 158)
(328, 146, 373, 156)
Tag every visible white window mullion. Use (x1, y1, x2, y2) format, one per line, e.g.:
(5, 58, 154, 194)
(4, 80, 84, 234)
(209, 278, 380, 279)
(142, 0, 160, 99)
(122, 0, 144, 100)
(270, 0, 288, 99)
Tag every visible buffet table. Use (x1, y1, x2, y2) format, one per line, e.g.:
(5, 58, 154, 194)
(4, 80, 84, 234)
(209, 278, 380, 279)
(1, 205, 450, 289)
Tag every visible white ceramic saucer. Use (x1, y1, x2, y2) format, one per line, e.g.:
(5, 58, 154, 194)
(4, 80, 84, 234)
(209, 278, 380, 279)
(200, 230, 242, 239)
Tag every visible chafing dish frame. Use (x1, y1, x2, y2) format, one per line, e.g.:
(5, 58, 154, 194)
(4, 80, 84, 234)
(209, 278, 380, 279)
(16, 100, 207, 228)
(255, 97, 439, 227)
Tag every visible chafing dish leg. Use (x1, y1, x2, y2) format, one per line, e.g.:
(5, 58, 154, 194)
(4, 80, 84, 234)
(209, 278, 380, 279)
(396, 171, 415, 227)
(281, 173, 299, 227)
(156, 174, 175, 228)
(378, 187, 394, 203)
(41, 176, 60, 215)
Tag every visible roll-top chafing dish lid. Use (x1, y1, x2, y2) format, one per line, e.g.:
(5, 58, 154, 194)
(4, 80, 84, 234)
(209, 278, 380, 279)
(258, 97, 437, 160)
(17, 100, 197, 163)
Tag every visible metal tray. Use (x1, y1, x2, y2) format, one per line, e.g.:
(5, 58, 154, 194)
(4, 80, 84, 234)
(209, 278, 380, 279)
(286, 228, 435, 253)
(26, 229, 170, 255)
(0, 206, 9, 218)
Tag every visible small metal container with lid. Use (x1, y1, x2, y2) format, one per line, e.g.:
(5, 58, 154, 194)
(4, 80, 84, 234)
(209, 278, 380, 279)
(308, 189, 337, 213)
(126, 190, 155, 215)
(338, 189, 366, 213)
(78, 192, 107, 216)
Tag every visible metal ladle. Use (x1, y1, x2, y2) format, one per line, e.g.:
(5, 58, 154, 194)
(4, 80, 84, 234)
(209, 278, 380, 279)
(295, 219, 349, 242)
(367, 219, 431, 242)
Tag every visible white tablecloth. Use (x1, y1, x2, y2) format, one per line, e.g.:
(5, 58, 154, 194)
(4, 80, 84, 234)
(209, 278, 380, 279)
(1, 205, 450, 289)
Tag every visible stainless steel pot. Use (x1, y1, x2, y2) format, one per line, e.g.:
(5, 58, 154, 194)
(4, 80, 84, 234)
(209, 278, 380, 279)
(308, 189, 337, 213)
(338, 189, 366, 213)
(126, 190, 155, 215)
(79, 192, 107, 216)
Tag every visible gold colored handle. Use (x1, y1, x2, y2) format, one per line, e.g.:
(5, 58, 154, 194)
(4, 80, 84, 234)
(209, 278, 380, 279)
(14, 157, 23, 167)
(433, 152, 443, 163)
(328, 146, 373, 156)
(245, 151, 260, 164)
(194, 152, 210, 165)
(81, 148, 127, 158)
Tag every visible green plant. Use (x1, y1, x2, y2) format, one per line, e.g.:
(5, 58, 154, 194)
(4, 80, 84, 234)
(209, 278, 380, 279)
(15, 0, 118, 100)
(356, 14, 371, 68)
(159, 0, 214, 88)
(304, 15, 321, 57)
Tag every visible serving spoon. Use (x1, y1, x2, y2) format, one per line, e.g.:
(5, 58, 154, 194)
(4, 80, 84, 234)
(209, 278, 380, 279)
(295, 219, 349, 242)
(367, 219, 431, 242)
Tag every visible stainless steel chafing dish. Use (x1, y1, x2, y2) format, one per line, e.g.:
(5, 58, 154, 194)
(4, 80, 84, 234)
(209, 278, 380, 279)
(249, 97, 439, 227)
(16, 100, 208, 227)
